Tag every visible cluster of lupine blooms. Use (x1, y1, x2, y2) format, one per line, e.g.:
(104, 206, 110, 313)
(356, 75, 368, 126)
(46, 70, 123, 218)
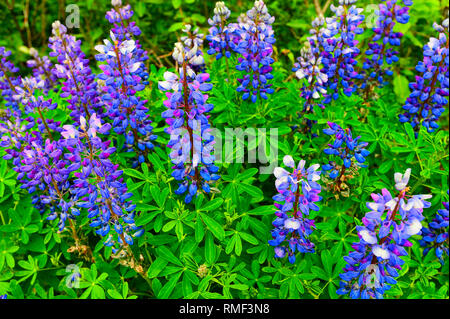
(268, 155, 322, 264)
(360, 0, 413, 92)
(0, 294, 7, 299)
(0, 0, 157, 254)
(0, 0, 449, 300)
(206, 1, 276, 102)
(292, 0, 448, 135)
(419, 192, 449, 264)
(399, 18, 449, 134)
(336, 169, 433, 299)
(158, 26, 220, 204)
(322, 122, 370, 181)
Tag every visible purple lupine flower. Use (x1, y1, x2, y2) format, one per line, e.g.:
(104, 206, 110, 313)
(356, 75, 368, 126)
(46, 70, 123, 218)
(26, 48, 59, 94)
(235, 0, 276, 103)
(158, 42, 220, 204)
(20, 137, 77, 231)
(12, 77, 61, 140)
(322, 122, 370, 192)
(48, 21, 104, 123)
(0, 47, 22, 113)
(399, 18, 449, 134)
(1, 110, 74, 231)
(291, 17, 328, 134)
(361, 0, 412, 96)
(95, 33, 157, 166)
(206, 2, 235, 60)
(180, 24, 206, 74)
(0, 294, 6, 299)
(419, 192, 449, 264)
(321, 0, 365, 102)
(105, 0, 149, 84)
(60, 113, 143, 250)
(336, 168, 432, 299)
(269, 155, 322, 264)
(293, 17, 328, 113)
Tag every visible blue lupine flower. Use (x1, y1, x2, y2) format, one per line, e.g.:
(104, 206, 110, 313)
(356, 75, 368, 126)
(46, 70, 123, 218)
(159, 41, 220, 204)
(336, 168, 432, 299)
(181, 24, 206, 74)
(49, 21, 104, 123)
(60, 113, 143, 250)
(206, 2, 236, 60)
(269, 155, 322, 264)
(399, 18, 449, 134)
(26, 47, 59, 95)
(293, 17, 328, 114)
(419, 192, 449, 264)
(322, 122, 370, 186)
(0, 47, 22, 113)
(95, 32, 157, 166)
(361, 0, 412, 94)
(0, 294, 7, 299)
(321, 0, 365, 103)
(235, 1, 276, 103)
(106, 0, 149, 84)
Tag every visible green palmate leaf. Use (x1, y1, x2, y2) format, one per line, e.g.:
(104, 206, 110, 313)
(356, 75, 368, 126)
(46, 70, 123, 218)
(199, 198, 224, 212)
(156, 246, 183, 266)
(199, 213, 225, 241)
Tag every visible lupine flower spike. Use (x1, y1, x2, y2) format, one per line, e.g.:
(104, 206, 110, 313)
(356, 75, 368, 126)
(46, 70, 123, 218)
(321, 0, 365, 103)
(235, 1, 276, 103)
(60, 114, 144, 251)
(158, 41, 220, 204)
(361, 0, 412, 99)
(207, 2, 234, 60)
(419, 191, 449, 264)
(0, 47, 22, 113)
(336, 168, 432, 299)
(95, 31, 157, 166)
(322, 122, 370, 196)
(49, 21, 103, 123)
(106, 0, 150, 84)
(269, 155, 322, 264)
(26, 48, 59, 95)
(292, 17, 328, 134)
(399, 18, 449, 134)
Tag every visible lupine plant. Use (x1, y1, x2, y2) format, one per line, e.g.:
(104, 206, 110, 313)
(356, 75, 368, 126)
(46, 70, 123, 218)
(360, 0, 413, 98)
(0, 0, 448, 301)
(336, 169, 432, 299)
(322, 122, 370, 195)
(399, 18, 449, 134)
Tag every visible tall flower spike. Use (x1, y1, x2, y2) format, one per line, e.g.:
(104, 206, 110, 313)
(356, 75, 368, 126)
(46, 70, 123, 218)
(419, 191, 449, 265)
(26, 48, 59, 95)
(181, 24, 206, 73)
(60, 114, 144, 251)
(48, 21, 103, 123)
(269, 155, 322, 264)
(105, 0, 150, 84)
(399, 18, 449, 134)
(293, 17, 328, 112)
(336, 168, 432, 299)
(0, 47, 22, 113)
(321, 0, 365, 102)
(322, 122, 370, 194)
(235, 0, 276, 103)
(360, 0, 412, 98)
(95, 32, 157, 166)
(158, 42, 220, 204)
(292, 17, 328, 133)
(206, 2, 235, 60)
